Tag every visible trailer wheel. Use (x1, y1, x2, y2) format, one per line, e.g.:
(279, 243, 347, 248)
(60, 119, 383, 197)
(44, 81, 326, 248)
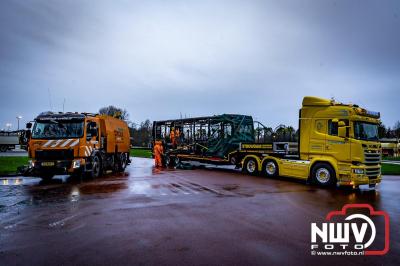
(243, 157, 259, 175)
(262, 160, 278, 177)
(91, 155, 102, 178)
(173, 157, 180, 167)
(164, 156, 171, 167)
(0, 145, 7, 152)
(311, 163, 336, 187)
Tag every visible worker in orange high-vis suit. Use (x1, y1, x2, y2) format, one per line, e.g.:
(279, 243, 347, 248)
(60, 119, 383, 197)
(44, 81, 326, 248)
(154, 141, 164, 167)
(175, 128, 180, 145)
(170, 128, 176, 148)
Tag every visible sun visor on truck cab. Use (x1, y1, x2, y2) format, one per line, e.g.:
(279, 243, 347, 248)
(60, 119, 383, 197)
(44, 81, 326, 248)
(35, 112, 85, 121)
(302, 96, 332, 107)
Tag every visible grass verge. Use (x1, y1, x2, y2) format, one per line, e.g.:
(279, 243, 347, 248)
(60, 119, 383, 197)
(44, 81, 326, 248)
(1, 154, 398, 175)
(130, 148, 152, 158)
(382, 156, 400, 161)
(381, 163, 400, 175)
(0, 157, 29, 175)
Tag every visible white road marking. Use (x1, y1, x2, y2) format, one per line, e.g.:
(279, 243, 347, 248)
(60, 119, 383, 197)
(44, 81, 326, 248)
(49, 215, 77, 228)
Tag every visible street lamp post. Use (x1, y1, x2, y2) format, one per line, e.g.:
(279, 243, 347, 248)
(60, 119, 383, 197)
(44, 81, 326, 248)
(16, 116, 22, 130)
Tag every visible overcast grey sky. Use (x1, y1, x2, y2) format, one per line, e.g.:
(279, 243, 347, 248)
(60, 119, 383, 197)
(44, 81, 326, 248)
(0, 0, 399, 130)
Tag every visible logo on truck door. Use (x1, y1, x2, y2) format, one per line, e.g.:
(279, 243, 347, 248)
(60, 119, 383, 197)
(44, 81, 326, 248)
(310, 204, 389, 256)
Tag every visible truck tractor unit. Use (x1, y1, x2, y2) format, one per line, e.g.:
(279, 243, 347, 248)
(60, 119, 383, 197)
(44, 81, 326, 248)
(27, 112, 131, 179)
(153, 97, 382, 188)
(0, 130, 29, 152)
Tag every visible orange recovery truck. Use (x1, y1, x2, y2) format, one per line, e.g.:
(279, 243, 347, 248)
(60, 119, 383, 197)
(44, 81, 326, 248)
(26, 112, 131, 179)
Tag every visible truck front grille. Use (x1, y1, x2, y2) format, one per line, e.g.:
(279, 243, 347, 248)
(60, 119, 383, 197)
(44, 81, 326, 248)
(35, 149, 74, 160)
(364, 151, 381, 165)
(365, 167, 380, 179)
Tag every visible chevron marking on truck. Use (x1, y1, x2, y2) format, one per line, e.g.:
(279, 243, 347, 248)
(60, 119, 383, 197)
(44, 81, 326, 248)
(85, 146, 91, 156)
(42, 140, 54, 147)
(60, 139, 73, 147)
(51, 140, 64, 147)
(70, 139, 79, 147)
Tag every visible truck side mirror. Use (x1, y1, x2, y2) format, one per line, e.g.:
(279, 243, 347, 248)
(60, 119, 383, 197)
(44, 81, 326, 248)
(26, 130, 31, 139)
(91, 128, 98, 137)
(26, 122, 32, 129)
(338, 121, 347, 138)
(338, 127, 346, 138)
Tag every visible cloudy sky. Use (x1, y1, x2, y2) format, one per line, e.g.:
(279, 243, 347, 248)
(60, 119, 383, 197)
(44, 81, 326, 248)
(0, 0, 399, 130)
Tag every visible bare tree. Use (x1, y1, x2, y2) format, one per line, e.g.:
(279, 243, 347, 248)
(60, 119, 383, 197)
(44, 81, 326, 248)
(99, 105, 129, 120)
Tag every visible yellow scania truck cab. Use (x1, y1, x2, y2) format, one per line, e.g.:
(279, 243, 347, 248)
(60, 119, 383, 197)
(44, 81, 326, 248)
(241, 97, 381, 188)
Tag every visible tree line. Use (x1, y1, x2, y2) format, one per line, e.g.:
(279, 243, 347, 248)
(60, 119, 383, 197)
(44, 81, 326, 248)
(100, 106, 400, 147)
(378, 121, 400, 139)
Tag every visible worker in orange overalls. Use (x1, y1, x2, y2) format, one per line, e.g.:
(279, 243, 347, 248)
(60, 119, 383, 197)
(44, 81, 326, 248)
(170, 128, 176, 148)
(175, 128, 180, 145)
(154, 141, 164, 167)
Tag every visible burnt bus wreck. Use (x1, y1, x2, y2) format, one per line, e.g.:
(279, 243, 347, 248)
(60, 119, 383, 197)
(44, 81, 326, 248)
(152, 114, 291, 167)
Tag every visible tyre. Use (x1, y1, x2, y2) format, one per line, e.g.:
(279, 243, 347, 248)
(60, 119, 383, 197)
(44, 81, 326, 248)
(91, 155, 102, 178)
(311, 162, 336, 186)
(0, 145, 7, 152)
(262, 160, 279, 177)
(117, 153, 128, 172)
(243, 157, 259, 175)
(173, 156, 180, 167)
(164, 156, 171, 167)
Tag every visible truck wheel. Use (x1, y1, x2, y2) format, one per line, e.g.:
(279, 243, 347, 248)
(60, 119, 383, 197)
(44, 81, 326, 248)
(117, 153, 128, 172)
(243, 158, 259, 175)
(311, 163, 336, 187)
(0, 145, 7, 152)
(170, 156, 180, 167)
(262, 160, 278, 177)
(91, 155, 102, 178)
(164, 156, 171, 167)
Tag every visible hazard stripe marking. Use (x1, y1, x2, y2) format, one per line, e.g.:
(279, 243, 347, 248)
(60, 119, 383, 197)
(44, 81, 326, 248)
(60, 139, 73, 147)
(51, 140, 63, 147)
(85, 146, 90, 156)
(42, 140, 53, 147)
(70, 139, 79, 147)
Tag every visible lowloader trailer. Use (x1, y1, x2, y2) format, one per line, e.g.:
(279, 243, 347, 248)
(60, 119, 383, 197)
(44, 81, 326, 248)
(27, 112, 131, 180)
(153, 96, 382, 188)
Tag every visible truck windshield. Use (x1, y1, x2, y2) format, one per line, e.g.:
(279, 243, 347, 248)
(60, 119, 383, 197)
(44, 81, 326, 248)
(32, 121, 84, 139)
(354, 122, 378, 141)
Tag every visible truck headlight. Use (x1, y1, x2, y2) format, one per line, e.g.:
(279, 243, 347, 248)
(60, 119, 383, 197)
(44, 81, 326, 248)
(72, 160, 81, 169)
(353, 169, 364, 174)
(29, 160, 35, 168)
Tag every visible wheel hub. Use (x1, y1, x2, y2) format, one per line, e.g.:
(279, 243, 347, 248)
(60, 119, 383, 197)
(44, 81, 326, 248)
(247, 160, 256, 173)
(266, 162, 276, 175)
(316, 168, 330, 183)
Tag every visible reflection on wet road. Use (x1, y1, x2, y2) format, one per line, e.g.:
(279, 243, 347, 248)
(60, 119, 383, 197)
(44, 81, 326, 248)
(0, 157, 399, 265)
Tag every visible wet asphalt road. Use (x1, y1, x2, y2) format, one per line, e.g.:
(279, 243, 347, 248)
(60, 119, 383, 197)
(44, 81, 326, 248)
(0, 158, 399, 266)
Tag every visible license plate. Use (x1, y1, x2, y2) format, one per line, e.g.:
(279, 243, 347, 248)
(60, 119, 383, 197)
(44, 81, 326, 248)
(41, 162, 55, 167)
